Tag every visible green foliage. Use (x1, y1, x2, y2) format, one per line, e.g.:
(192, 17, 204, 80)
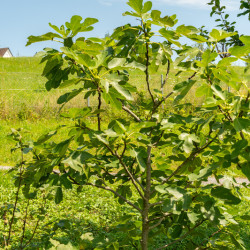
(2, 0, 250, 249)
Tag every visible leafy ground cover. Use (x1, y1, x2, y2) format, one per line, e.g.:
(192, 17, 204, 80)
(0, 170, 249, 249)
(0, 117, 246, 178)
(0, 118, 70, 166)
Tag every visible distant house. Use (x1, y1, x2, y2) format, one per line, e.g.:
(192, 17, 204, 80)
(0, 48, 13, 58)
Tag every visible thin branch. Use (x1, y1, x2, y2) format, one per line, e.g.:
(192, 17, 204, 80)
(149, 201, 164, 208)
(85, 182, 142, 213)
(122, 105, 141, 122)
(188, 71, 197, 80)
(23, 192, 47, 248)
(152, 71, 197, 114)
(162, 59, 171, 89)
(238, 91, 250, 141)
(143, 25, 155, 105)
(121, 140, 127, 158)
(141, 144, 153, 248)
(146, 44, 155, 104)
(216, 44, 224, 59)
(149, 217, 165, 230)
(66, 172, 142, 213)
(163, 134, 218, 184)
(145, 145, 152, 200)
(148, 212, 171, 222)
(116, 152, 146, 197)
(23, 221, 39, 249)
(2, 210, 8, 248)
(103, 143, 145, 196)
(7, 153, 24, 246)
(206, 75, 235, 123)
(152, 91, 174, 114)
(20, 199, 30, 248)
(239, 91, 250, 118)
(196, 226, 223, 249)
(156, 219, 207, 250)
(152, 131, 164, 146)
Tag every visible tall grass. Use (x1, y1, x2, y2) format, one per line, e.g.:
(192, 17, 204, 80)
(0, 57, 90, 119)
(0, 57, 205, 120)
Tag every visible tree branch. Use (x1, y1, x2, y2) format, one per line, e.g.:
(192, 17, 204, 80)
(66, 171, 142, 213)
(20, 199, 30, 248)
(149, 201, 164, 208)
(116, 152, 146, 197)
(163, 134, 218, 184)
(149, 217, 165, 230)
(23, 192, 47, 249)
(85, 182, 142, 213)
(97, 88, 102, 131)
(196, 226, 223, 249)
(143, 26, 155, 105)
(148, 212, 172, 222)
(122, 105, 141, 122)
(162, 59, 170, 89)
(102, 142, 145, 196)
(156, 219, 207, 250)
(7, 155, 24, 246)
(152, 71, 197, 115)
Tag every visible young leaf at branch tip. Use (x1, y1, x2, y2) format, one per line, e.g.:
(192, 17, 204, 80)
(59, 78, 82, 89)
(173, 80, 196, 104)
(26, 32, 62, 46)
(209, 29, 237, 42)
(127, 0, 143, 15)
(142, 1, 152, 13)
(57, 88, 83, 104)
(108, 58, 127, 69)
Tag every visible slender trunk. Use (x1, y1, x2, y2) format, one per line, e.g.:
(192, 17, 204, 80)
(7, 168, 23, 246)
(23, 192, 47, 249)
(141, 201, 150, 249)
(20, 199, 30, 248)
(97, 89, 102, 131)
(141, 146, 152, 250)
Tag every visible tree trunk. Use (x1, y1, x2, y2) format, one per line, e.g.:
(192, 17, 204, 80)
(141, 200, 150, 250)
(141, 145, 152, 250)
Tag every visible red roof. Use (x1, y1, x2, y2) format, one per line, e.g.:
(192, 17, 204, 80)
(0, 48, 13, 57)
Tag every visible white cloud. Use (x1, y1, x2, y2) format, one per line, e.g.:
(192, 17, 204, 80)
(97, 0, 240, 11)
(154, 0, 239, 11)
(99, 0, 114, 6)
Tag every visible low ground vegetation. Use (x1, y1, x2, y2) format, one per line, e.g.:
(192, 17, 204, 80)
(0, 171, 250, 249)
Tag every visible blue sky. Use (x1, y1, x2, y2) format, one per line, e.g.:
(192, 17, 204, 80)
(0, 0, 249, 56)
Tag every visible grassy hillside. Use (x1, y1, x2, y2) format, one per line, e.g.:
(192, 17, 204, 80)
(1, 57, 246, 120)
(0, 57, 204, 120)
(0, 57, 85, 119)
(0, 57, 247, 165)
